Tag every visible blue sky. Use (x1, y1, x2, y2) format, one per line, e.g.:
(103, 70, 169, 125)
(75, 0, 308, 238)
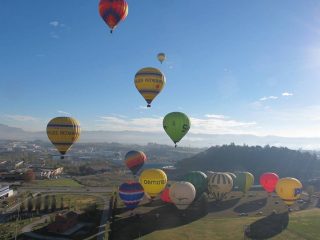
(1, 0, 320, 138)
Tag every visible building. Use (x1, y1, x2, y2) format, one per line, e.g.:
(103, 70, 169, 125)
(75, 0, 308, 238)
(47, 211, 79, 234)
(0, 185, 13, 199)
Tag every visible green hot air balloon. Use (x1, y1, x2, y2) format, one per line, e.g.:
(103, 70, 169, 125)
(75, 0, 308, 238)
(163, 112, 191, 147)
(234, 172, 254, 194)
(182, 171, 207, 197)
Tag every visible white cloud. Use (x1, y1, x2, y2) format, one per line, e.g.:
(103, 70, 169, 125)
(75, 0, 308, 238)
(49, 21, 60, 27)
(4, 114, 39, 122)
(259, 96, 278, 101)
(205, 114, 227, 119)
(57, 110, 71, 115)
(282, 92, 293, 96)
(138, 106, 149, 110)
(50, 32, 59, 39)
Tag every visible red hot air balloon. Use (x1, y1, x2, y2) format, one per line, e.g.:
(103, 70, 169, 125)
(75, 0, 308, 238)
(161, 184, 172, 203)
(260, 172, 279, 193)
(125, 150, 147, 176)
(99, 0, 128, 33)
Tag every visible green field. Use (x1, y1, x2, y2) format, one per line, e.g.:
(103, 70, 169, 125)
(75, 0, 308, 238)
(30, 178, 83, 187)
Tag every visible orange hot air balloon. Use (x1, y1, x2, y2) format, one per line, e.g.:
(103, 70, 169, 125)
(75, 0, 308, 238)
(99, 0, 128, 33)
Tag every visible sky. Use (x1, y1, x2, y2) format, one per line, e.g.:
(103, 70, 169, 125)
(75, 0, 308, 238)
(1, 0, 320, 139)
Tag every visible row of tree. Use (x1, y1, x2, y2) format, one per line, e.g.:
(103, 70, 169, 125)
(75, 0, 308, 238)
(19, 194, 65, 214)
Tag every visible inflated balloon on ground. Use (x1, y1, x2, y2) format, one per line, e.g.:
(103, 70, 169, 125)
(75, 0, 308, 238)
(119, 182, 144, 210)
(260, 172, 279, 193)
(276, 177, 302, 206)
(139, 169, 167, 198)
(182, 171, 207, 196)
(169, 181, 196, 210)
(208, 172, 233, 201)
(234, 172, 254, 194)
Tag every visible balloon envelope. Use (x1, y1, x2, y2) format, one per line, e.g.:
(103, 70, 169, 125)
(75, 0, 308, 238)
(99, 0, 128, 32)
(163, 112, 191, 146)
(125, 150, 147, 175)
(46, 117, 81, 157)
(234, 172, 254, 194)
(276, 177, 302, 206)
(169, 181, 196, 210)
(157, 53, 166, 63)
(260, 172, 279, 193)
(208, 172, 233, 201)
(119, 182, 144, 210)
(182, 171, 207, 196)
(134, 67, 166, 107)
(139, 169, 167, 198)
(160, 185, 172, 203)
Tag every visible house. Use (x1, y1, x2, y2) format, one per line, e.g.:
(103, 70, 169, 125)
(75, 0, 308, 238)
(0, 185, 13, 199)
(47, 211, 79, 234)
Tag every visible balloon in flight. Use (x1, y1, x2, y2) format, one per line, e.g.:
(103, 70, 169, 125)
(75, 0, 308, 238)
(124, 150, 147, 175)
(276, 177, 302, 206)
(260, 172, 279, 193)
(99, 0, 128, 33)
(208, 172, 233, 201)
(139, 169, 167, 198)
(182, 171, 207, 196)
(119, 181, 144, 210)
(163, 112, 191, 147)
(157, 53, 166, 64)
(134, 67, 166, 107)
(169, 181, 196, 210)
(46, 117, 81, 159)
(234, 172, 254, 194)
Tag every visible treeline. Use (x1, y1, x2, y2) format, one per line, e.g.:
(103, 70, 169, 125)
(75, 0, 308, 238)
(176, 144, 320, 181)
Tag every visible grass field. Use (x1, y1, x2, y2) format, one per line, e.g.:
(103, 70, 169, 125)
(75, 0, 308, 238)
(30, 178, 83, 187)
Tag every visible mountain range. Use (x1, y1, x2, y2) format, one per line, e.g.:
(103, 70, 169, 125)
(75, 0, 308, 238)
(1, 123, 320, 149)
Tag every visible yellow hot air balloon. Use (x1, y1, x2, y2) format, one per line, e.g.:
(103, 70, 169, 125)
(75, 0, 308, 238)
(47, 117, 81, 159)
(275, 177, 302, 206)
(157, 53, 166, 64)
(134, 67, 166, 107)
(139, 169, 167, 198)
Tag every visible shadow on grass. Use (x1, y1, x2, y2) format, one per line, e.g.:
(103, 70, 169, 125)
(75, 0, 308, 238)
(207, 198, 241, 213)
(245, 212, 289, 239)
(234, 198, 267, 213)
(111, 203, 206, 240)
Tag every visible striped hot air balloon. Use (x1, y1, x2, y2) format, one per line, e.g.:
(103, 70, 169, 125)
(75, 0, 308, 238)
(134, 67, 166, 107)
(119, 182, 144, 210)
(47, 117, 81, 159)
(124, 150, 147, 176)
(208, 172, 233, 201)
(99, 0, 128, 33)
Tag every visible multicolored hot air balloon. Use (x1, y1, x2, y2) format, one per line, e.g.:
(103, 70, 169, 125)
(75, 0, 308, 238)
(163, 112, 191, 147)
(139, 169, 167, 198)
(157, 53, 166, 64)
(208, 172, 233, 201)
(234, 172, 254, 194)
(119, 182, 144, 210)
(182, 171, 207, 197)
(260, 172, 279, 193)
(160, 184, 172, 203)
(124, 150, 147, 176)
(99, 0, 128, 33)
(134, 67, 166, 107)
(47, 117, 81, 159)
(276, 177, 302, 206)
(169, 181, 196, 210)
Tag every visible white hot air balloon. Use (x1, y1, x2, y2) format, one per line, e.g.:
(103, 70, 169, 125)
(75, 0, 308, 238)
(208, 172, 233, 201)
(169, 181, 196, 210)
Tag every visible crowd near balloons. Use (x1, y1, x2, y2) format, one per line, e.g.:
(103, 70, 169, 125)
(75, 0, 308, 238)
(44, 0, 304, 214)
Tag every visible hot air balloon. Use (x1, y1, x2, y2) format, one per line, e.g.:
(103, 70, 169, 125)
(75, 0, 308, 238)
(260, 172, 279, 193)
(276, 177, 302, 206)
(47, 117, 81, 159)
(163, 112, 191, 147)
(99, 0, 128, 33)
(206, 171, 215, 179)
(134, 67, 166, 107)
(119, 181, 144, 210)
(208, 172, 233, 201)
(160, 184, 172, 203)
(182, 171, 207, 197)
(169, 181, 196, 210)
(139, 169, 167, 198)
(157, 53, 166, 64)
(234, 172, 254, 194)
(124, 150, 147, 176)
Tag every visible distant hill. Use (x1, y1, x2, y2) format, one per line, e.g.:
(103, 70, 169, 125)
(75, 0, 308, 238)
(1, 123, 320, 149)
(176, 144, 320, 181)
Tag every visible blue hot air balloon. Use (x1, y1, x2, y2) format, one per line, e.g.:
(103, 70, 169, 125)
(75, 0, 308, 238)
(119, 181, 145, 209)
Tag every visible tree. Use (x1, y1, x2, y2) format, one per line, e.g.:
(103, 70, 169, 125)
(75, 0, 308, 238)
(27, 195, 33, 214)
(51, 195, 56, 212)
(20, 201, 25, 213)
(24, 169, 36, 182)
(60, 197, 64, 210)
(35, 194, 42, 213)
(44, 195, 50, 213)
